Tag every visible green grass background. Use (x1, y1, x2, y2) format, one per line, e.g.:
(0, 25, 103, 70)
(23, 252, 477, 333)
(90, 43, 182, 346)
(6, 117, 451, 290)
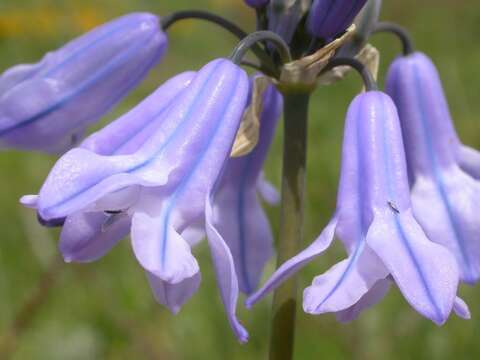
(0, 1, 479, 359)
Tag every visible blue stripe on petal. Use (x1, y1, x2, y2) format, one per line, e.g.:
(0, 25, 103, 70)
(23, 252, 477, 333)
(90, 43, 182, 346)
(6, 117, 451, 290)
(378, 92, 443, 320)
(408, 64, 473, 276)
(45, 16, 141, 77)
(41, 61, 222, 216)
(313, 91, 367, 310)
(0, 30, 159, 137)
(237, 155, 255, 294)
(158, 68, 243, 269)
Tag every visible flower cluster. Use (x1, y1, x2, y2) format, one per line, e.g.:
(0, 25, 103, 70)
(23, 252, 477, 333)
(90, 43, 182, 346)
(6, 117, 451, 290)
(1, 0, 477, 344)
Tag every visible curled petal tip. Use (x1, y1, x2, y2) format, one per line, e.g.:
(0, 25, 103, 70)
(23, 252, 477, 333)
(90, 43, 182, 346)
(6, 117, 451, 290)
(236, 326, 249, 344)
(244, 299, 253, 310)
(20, 195, 38, 208)
(453, 297, 471, 320)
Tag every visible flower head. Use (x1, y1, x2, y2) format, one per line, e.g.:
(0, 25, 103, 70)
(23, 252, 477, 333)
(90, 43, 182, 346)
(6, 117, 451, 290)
(22, 59, 251, 342)
(386, 52, 480, 284)
(247, 91, 467, 325)
(0, 13, 167, 152)
(211, 82, 282, 294)
(307, 0, 367, 40)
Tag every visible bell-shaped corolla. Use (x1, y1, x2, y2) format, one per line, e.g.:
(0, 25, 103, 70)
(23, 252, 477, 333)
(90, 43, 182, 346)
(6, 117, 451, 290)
(307, 0, 367, 40)
(386, 52, 480, 284)
(0, 13, 167, 152)
(211, 83, 282, 295)
(247, 91, 469, 325)
(22, 59, 251, 342)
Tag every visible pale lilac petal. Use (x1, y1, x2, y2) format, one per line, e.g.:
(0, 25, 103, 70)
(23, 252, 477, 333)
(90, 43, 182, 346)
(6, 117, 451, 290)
(456, 144, 480, 180)
(366, 210, 459, 325)
(453, 297, 471, 320)
(213, 187, 273, 294)
(246, 217, 337, 308)
(131, 210, 199, 284)
(212, 84, 281, 294)
(147, 272, 201, 314)
(303, 246, 387, 314)
(206, 195, 249, 343)
(35, 59, 249, 221)
(0, 13, 167, 152)
(60, 211, 130, 263)
(20, 195, 38, 208)
(411, 170, 480, 283)
(36, 148, 167, 219)
(0, 60, 46, 95)
(336, 279, 391, 323)
(81, 71, 195, 156)
(257, 173, 280, 205)
(181, 221, 206, 247)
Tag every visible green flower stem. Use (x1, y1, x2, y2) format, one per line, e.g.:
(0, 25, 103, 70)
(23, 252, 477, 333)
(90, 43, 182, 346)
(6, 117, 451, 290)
(269, 91, 310, 360)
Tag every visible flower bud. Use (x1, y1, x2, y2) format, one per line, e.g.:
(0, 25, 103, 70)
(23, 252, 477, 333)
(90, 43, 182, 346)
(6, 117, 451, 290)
(307, 0, 367, 40)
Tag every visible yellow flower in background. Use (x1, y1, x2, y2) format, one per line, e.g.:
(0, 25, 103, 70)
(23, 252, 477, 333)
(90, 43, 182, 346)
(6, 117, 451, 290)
(0, 6, 106, 39)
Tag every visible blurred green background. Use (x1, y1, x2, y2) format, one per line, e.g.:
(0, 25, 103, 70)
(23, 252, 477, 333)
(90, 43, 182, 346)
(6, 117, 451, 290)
(0, 0, 479, 359)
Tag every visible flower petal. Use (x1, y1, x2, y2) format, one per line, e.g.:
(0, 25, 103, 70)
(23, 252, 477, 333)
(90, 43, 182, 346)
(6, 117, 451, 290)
(60, 211, 130, 263)
(205, 194, 249, 343)
(0, 13, 167, 152)
(213, 187, 273, 294)
(257, 173, 280, 205)
(456, 144, 480, 180)
(307, 0, 367, 39)
(453, 297, 471, 320)
(131, 210, 199, 284)
(37, 148, 164, 219)
(81, 71, 195, 156)
(411, 169, 480, 284)
(246, 217, 338, 308)
(147, 271, 201, 314)
(366, 209, 459, 325)
(35, 59, 248, 220)
(303, 245, 387, 314)
(335, 278, 391, 323)
(181, 220, 206, 247)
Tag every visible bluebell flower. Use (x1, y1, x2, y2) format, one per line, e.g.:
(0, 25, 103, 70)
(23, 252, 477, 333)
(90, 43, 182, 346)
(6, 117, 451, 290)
(0, 13, 167, 152)
(386, 52, 480, 284)
(211, 82, 282, 294)
(247, 91, 468, 324)
(267, 0, 310, 43)
(22, 59, 251, 342)
(307, 0, 367, 40)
